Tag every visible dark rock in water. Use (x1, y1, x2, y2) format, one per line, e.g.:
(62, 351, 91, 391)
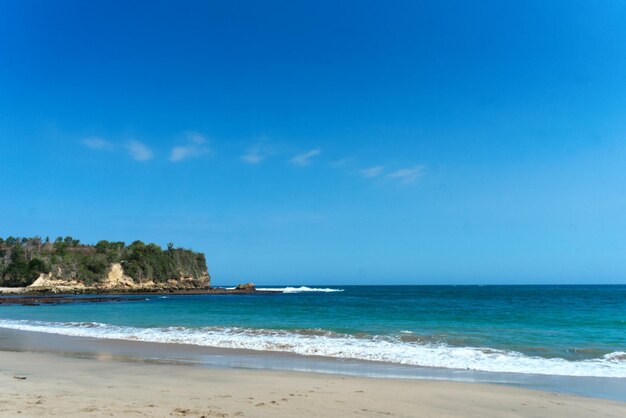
(235, 283, 256, 291)
(0, 296, 145, 306)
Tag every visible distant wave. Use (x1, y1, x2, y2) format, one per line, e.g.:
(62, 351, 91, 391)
(1, 319, 625, 378)
(224, 286, 344, 293)
(257, 286, 344, 293)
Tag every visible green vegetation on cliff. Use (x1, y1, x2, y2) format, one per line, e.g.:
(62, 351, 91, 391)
(0, 237, 208, 287)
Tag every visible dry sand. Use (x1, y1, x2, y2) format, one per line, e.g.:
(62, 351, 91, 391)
(1, 350, 624, 417)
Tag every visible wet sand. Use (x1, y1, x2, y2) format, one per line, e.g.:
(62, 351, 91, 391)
(1, 349, 625, 417)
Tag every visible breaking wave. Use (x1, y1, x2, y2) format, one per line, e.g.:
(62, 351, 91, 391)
(257, 286, 344, 293)
(0, 319, 624, 378)
(224, 286, 343, 293)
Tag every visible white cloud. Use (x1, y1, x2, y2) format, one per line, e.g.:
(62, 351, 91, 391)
(386, 165, 425, 184)
(241, 142, 274, 164)
(125, 140, 154, 161)
(360, 165, 384, 178)
(81, 137, 112, 150)
(290, 148, 321, 166)
(170, 132, 211, 162)
(241, 151, 263, 164)
(170, 146, 196, 162)
(330, 157, 353, 168)
(186, 131, 206, 145)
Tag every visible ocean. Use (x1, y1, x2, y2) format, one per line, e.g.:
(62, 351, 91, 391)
(1, 285, 625, 379)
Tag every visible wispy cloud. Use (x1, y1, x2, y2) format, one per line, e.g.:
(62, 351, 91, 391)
(81, 137, 112, 150)
(360, 165, 384, 178)
(330, 157, 353, 168)
(241, 152, 263, 164)
(241, 141, 274, 164)
(186, 131, 206, 145)
(386, 165, 425, 184)
(170, 132, 211, 162)
(290, 148, 321, 166)
(170, 146, 204, 162)
(125, 140, 154, 161)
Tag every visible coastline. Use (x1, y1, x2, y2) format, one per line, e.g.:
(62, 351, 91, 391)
(2, 286, 625, 415)
(1, 327, 626, 403)
(0, 287, 275, 299)
(2, 347, 625, 417)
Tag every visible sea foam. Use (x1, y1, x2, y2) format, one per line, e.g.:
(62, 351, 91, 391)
(0, 319, 624, 378)
(224, 286, 343, 293)
(257, 286, 344, 293)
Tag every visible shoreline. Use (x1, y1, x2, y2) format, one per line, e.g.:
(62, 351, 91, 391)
(0, 288, 278, 300)
(1, 349, 625, 417)
(1, 327, 625, 403)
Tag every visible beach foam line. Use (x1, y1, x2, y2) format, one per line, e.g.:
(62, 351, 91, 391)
(0, 319, 624, 378)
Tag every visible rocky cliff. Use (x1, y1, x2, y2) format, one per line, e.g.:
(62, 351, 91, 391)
(26, 262, 210, 293)
(26, 263, 210, 293)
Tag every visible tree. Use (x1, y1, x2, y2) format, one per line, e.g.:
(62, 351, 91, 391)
(27, 258, 48, 279)
(95, 240, 110, 252)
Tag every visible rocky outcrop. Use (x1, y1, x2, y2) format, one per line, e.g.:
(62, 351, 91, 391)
(27, 263, 210, 294)
(235, 282, 256, 291)
(1, 236, 209, 289)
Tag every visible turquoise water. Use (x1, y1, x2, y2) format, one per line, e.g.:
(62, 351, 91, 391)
(1, 285, 625, 377)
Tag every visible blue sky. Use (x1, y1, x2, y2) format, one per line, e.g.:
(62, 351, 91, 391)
(1, 1, 626, 285)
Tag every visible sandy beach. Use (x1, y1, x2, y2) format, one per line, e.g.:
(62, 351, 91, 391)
(1, 350, 624, 417)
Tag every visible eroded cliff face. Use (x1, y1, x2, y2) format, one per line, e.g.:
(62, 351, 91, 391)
(99, 263, 137, 290)
(29, 272, 86, 292)
(28, 263, 210, 293)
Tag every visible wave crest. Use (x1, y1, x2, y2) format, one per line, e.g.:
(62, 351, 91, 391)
(257, 286, 344, 293)
(0, 319, 624, 378)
